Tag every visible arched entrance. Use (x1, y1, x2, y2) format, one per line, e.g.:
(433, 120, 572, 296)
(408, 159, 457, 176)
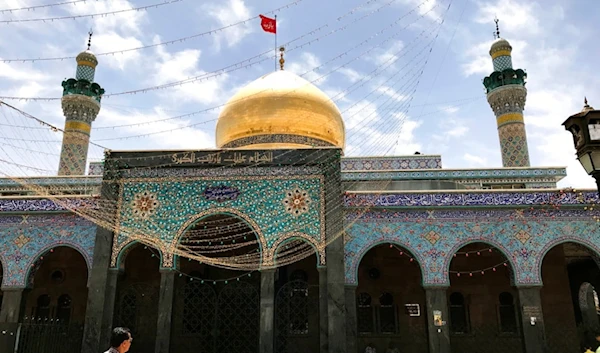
(170, 213, 261, 353)
(355, 243, 428, 353)
(274, 239, 321, 353)
(19, 246, 88, 353)
(447, 243, 522, 353)
(540, 242, 600, 353)
(112, 243, 161, 353)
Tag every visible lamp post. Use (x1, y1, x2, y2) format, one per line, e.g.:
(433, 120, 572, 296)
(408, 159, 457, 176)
(563, 98, 600, 193)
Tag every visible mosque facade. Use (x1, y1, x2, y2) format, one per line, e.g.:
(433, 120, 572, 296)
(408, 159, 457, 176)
(0, 34, 600, 353)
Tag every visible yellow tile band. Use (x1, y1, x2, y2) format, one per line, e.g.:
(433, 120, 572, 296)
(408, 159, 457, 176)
(65, 120, 91, 134)
(76, 60, 97, 69)
(491, 49, 512, 59)
(497, 113, 524, 126)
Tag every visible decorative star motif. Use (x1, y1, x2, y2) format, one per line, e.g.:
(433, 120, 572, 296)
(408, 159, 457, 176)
(514, 230, 531, 244)
(131, 190, 159, 220)
(423, 230, 441, 245)
(14, 234, 30, 249)
(283, 187, 311, 217)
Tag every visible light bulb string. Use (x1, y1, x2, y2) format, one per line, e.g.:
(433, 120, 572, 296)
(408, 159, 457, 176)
(0, 0, 185, 24)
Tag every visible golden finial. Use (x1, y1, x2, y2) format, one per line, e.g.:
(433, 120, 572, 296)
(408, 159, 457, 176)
(279, 46, 285, 71)
(583, 97, 594, 112)
(87, 28, 93, 51)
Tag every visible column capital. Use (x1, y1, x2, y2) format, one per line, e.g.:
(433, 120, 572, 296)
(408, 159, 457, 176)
(423, 285, 449, 291)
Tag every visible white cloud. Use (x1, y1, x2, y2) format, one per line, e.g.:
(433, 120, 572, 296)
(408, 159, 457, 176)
(474, 0, 541, 36)
(150, 41, 229, 105)
(338, 68, 361, 83)
(203, 0, 253, 50)
(464, 153, 487, 167)
(287, 52, 325, 85)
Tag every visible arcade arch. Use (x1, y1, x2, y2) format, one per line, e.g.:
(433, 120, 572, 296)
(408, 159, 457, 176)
(23, 246, 89, 324)
(170, 213, 262, 353)
(355, 243, 427, 353)
(274, 238, 322, 353)
(447, 242, 522, 353)
(112, 243, 161, 353)
(540, 242, 600, 353)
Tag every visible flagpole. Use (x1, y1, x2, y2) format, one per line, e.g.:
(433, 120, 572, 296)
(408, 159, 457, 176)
(274, 15, 278, 71)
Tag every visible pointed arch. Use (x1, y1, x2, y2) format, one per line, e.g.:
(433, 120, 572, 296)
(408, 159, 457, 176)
(444, 239, 518, 285)
(114, 240, 165, 271)
(24, 243, 91, 288)
(537, 238, 600, 285)
(347, 238, 425, 285)
(169, 207, 266, 268)
(269, 232, 324, 267)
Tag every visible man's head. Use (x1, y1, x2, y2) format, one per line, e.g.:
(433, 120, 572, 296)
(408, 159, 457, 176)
(110, 327, 132, 352)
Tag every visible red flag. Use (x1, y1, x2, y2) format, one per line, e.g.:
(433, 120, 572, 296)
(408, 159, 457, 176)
(259, 14, 276, 34)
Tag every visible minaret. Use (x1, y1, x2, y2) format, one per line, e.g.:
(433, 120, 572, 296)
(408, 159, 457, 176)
(57, 31, 105, 175)
(483, 19, 530, 167)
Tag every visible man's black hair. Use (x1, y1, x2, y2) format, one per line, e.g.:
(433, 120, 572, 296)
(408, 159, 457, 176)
(110, 327, 131, 348)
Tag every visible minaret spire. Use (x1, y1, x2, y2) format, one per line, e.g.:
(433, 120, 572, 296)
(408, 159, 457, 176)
(483, 28, 531, 168)
(57, 31, 105, 175)
(494, 17, 500, 39)
(87, 29, 93, 50)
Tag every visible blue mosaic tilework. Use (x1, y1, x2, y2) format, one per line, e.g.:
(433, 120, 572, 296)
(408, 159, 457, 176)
(0, 198, 99, 213)
(88, 162, 104, 176)
(123, 166, 322, 178)
(76, 65, 95, 82)
(344, 208, 600, 286)
(116, 176, 324, 260)
(341, 156, 442, 171)
(0, 177, 102, 186)
(0, 214, 96, 288)
(344, 190, 597, 207)
(341, 167, 566, 181)
(493, 55, 513, 72)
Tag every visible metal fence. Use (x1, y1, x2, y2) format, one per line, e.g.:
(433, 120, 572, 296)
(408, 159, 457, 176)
(0, 317, 83, 353)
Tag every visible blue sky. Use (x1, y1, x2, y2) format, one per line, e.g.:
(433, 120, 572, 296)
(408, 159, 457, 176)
(0, 0, 599, 188)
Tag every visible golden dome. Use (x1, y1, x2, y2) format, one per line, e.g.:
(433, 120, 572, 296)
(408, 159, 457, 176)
(76, 50, 98, 69)
(489, 38, 512, 58)
(215, 70, 345, 150)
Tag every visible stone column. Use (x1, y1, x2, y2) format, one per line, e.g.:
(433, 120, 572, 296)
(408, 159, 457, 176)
(424, 287, 451, 353)
(345, 285, 358, 353)
(517, 286, 546, 353)
(0, 288, 24, 323)
(99, 269, 120, 348)
(318, 267, 329, 353)
(324, 150, 346, 353)
(259, 269, 276, 353)
(155, 270, 176, 353)
(81, 170, 119, 353)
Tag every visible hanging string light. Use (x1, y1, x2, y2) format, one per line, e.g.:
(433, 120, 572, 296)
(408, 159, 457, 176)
(0, 0, 185, 24)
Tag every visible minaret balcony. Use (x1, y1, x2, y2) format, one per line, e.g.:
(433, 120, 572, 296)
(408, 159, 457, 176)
(483, 68, 527, 93)
(61, 78, 105, 103)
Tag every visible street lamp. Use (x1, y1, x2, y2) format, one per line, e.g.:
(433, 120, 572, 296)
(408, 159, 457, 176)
(563, 98, 600, 191)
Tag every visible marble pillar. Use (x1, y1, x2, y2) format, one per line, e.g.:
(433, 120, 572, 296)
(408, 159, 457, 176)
(155, 270, 175, 353)
(318, 267, 329, 353)
(345, 285, 358, 353)
(517, 286, 546, 353)
(81, 178, 118, 353)
(99, 269, 120, 348)
(324, 149, 346, 353)
(260, 269, 276, 353)
(0, 288, 24, 323)
(424, 287, 451, 353)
